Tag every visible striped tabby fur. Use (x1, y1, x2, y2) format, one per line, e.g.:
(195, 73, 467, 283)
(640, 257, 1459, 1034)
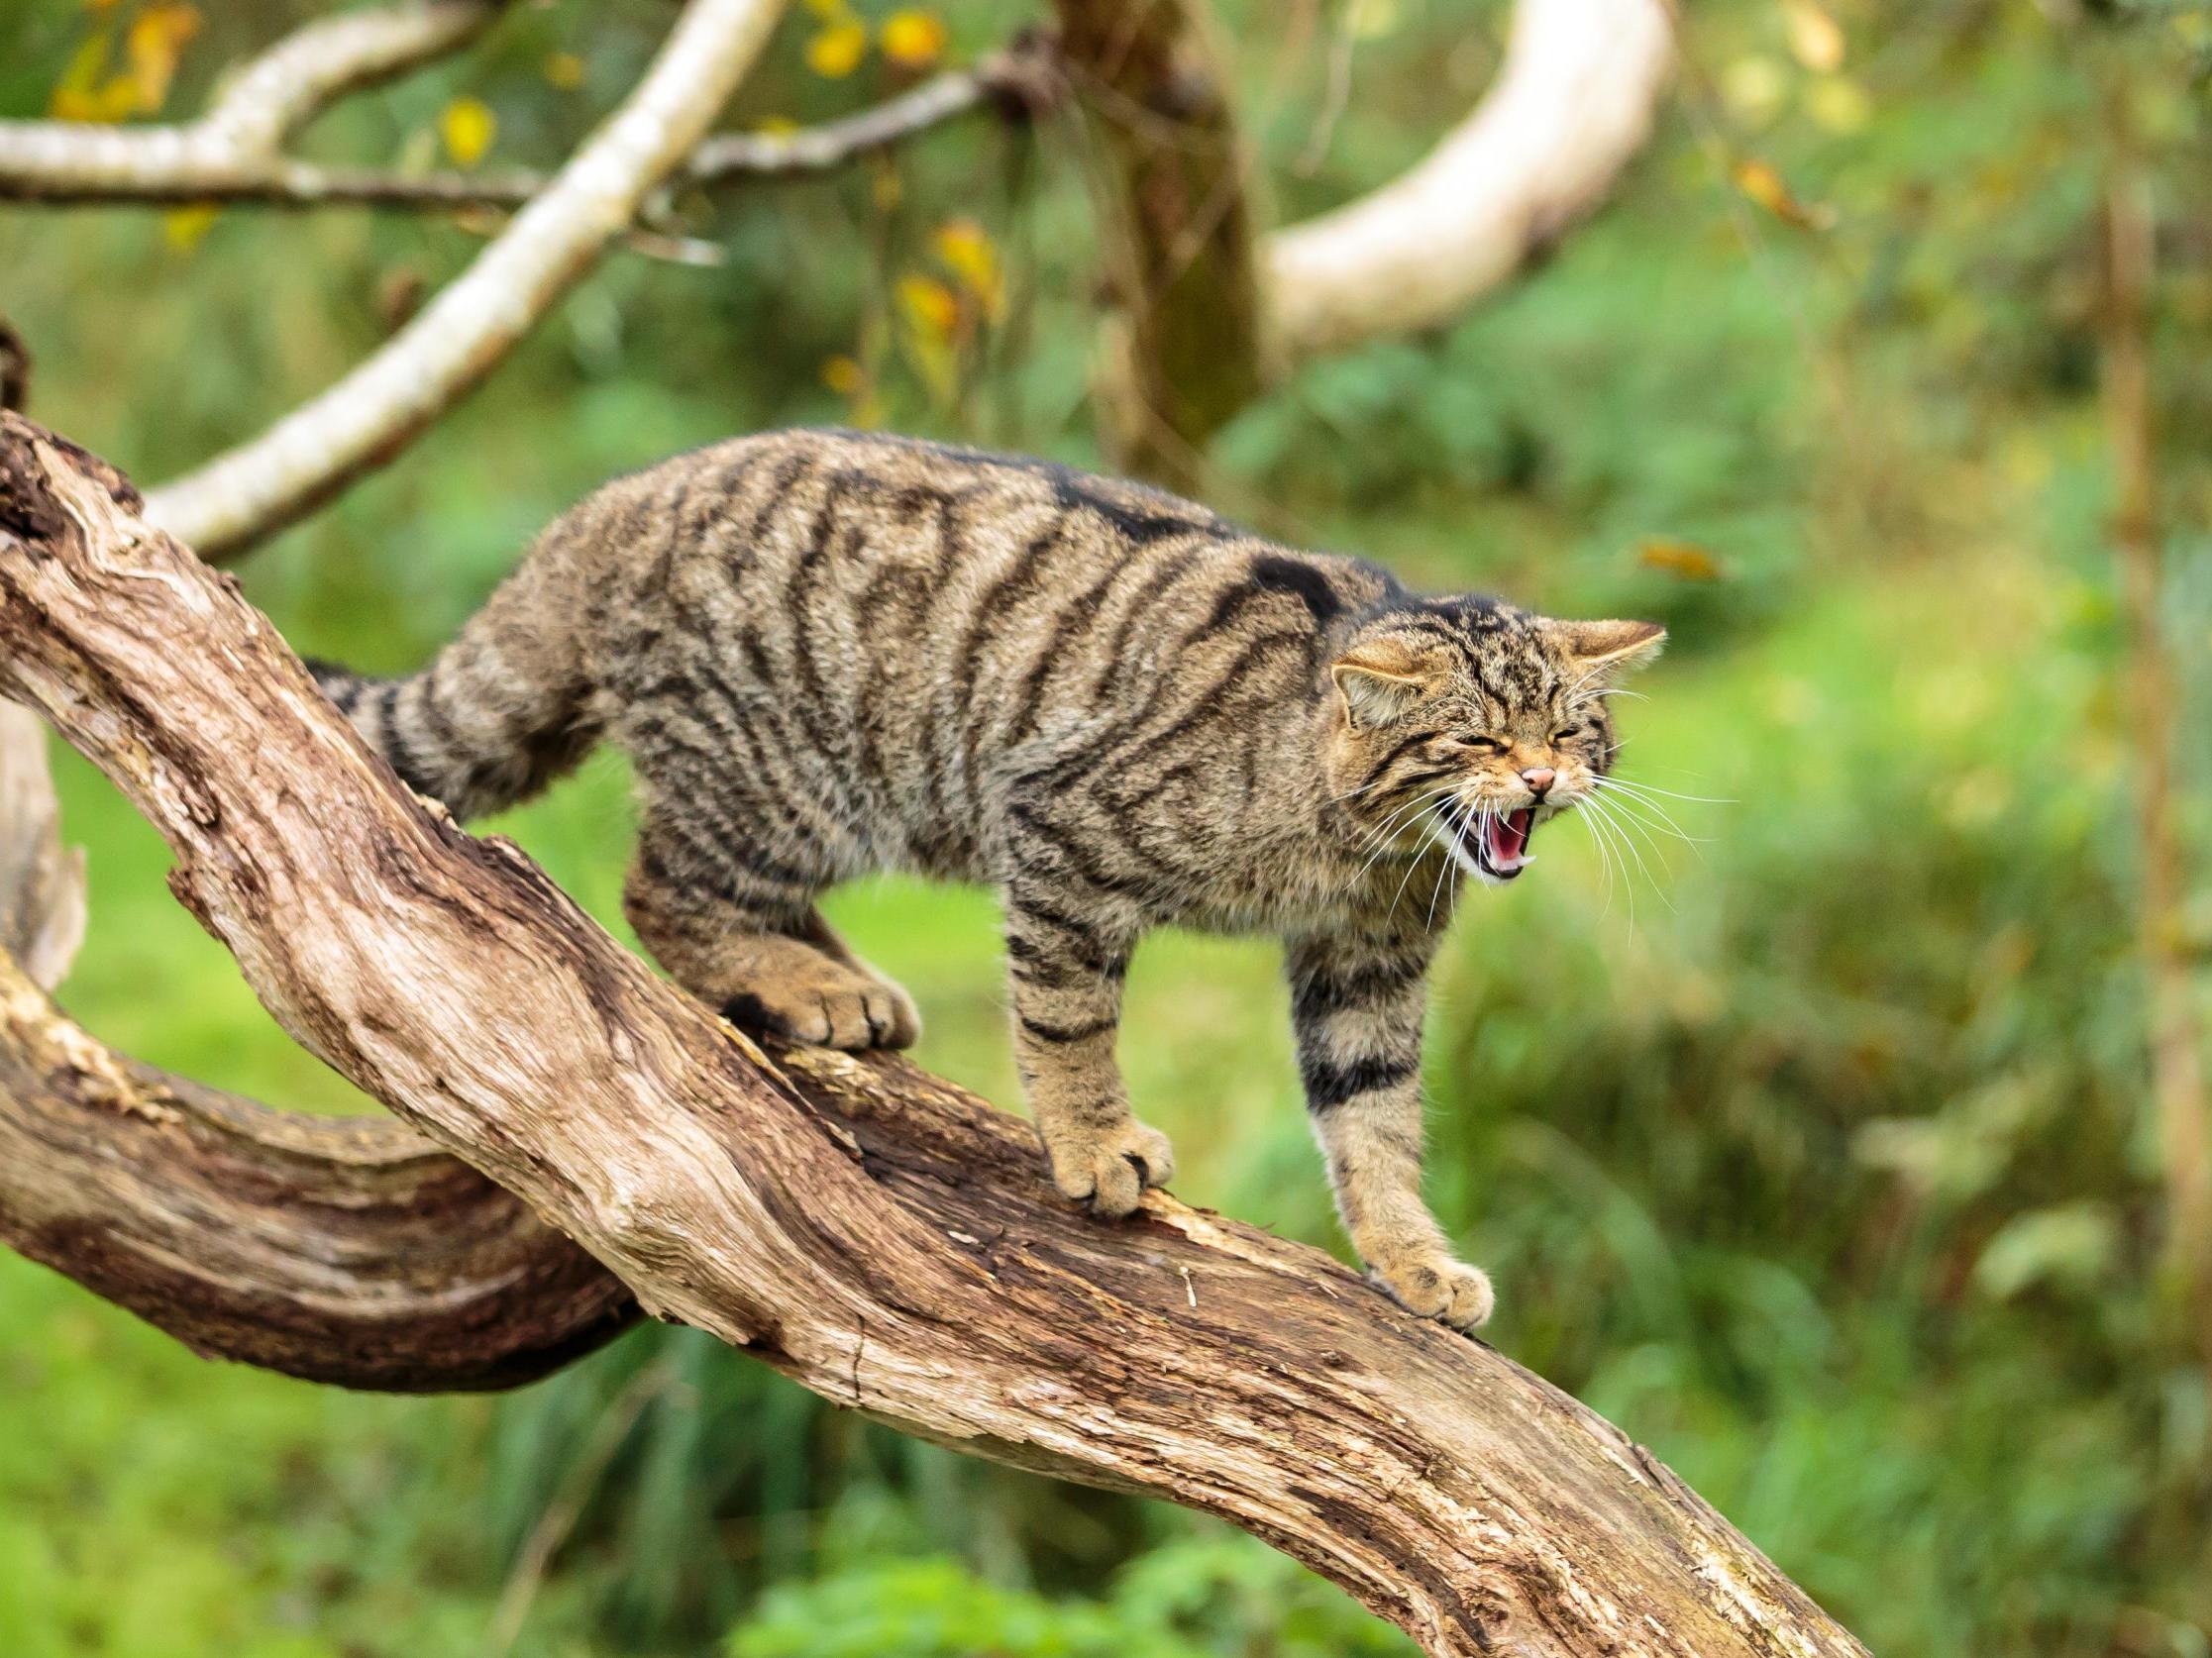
(311, 429, 1663, 1330)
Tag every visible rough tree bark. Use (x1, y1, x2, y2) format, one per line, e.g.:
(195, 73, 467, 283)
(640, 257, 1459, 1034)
(1053, 0, 1265, 483)
(0, 416, 1865, 1657)
(0, 708, 635, 1391)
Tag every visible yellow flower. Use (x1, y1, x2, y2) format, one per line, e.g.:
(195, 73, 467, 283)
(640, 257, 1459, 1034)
(543, 52, 584, 90)
(440, 97, 497, 166)
(805, 20, 868, 79)
(820, 355, 866, 396)
(880, 10, 948, 70)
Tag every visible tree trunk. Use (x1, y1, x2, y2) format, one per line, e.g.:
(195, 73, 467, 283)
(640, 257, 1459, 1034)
(0, 414, 1866, 1658)
(1053, 0, 1264, 485)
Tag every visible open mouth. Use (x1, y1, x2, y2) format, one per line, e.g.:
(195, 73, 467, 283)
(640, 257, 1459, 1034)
(1437, 804, 1537, 882)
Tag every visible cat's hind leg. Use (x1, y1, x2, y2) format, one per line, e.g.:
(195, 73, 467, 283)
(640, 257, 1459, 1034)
(624, 817, 919, 1051)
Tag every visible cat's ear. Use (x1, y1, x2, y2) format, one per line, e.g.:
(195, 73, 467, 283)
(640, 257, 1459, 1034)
(1330, 648, 1432, 731)
(1552, 618, 1666, 676)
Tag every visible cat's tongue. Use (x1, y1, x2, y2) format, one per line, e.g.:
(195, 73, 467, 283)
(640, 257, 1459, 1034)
(1486, 807, 1535, 872)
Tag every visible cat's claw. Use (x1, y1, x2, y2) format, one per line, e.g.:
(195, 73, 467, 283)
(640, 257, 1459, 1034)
(1370, 1254, 1495, 1332)
(1047, 1119, 1176, 1218)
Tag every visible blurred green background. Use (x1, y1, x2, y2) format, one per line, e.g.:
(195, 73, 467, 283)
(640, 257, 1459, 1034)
(5, 0, 2212, 1652)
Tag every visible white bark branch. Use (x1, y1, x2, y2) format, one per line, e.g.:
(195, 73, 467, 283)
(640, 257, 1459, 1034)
(0, 1, 508, 202)
(139, 0, 791, 559)
(0, 43, 1055, 210)
(1263, 0, 1674, 358)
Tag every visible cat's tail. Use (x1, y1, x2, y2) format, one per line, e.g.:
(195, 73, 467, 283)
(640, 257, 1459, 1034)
(306, 534, 603, 823)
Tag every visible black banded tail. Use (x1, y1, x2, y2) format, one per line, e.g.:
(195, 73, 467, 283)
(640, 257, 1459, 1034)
(307, 547, 601, 821)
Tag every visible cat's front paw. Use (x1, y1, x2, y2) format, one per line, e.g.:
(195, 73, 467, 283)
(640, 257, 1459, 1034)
(1044, 1118, 1176, 1218)
(1370, 1252, 1495, 1332)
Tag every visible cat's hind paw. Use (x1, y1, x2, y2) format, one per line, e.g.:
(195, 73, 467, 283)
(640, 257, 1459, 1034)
(720, 962, 919, 1051)
(1045, 1118, 1175, 1218)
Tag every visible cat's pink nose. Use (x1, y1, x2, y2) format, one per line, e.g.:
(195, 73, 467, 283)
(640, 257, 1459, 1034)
(1521, 767, 1556, 798)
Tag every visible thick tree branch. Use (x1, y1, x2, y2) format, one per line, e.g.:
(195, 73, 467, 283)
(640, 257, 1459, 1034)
(138, 0, 791, 560)
(0, 414, 1866, 1658)
(1263, 0, 1673, 358)
(0, 678, 634, 1391)
(0, 1, 509, 203)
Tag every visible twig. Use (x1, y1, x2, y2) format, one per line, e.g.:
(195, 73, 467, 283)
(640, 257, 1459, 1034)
(0, 42, 1061, 210)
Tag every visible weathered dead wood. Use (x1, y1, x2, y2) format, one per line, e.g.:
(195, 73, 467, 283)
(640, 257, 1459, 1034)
(0, 955, 638, 1390)
(0, 634, 634, 1391)
(0, 414, 1866, 1658)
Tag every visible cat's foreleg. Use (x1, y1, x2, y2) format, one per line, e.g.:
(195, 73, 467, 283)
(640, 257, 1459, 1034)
(1286, 932, 1492, 1329)
(1002, 885, 1172, 1216)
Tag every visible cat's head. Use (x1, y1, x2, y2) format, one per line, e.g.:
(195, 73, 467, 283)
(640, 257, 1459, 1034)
(1323, 598, 1663, 885)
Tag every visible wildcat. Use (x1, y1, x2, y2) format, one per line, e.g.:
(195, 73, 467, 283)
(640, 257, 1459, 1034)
(310, 428, 1662, 1330)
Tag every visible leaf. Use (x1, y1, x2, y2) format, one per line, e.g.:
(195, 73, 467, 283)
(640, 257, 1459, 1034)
(805, 20, 868, 79)
(440, 97, 496, 166)
(1348, 0, 1401, 41)
(162, 201, 219, 254)
(896, 273, 959, 339)
(1781, 0, 1845, 73)
(49, 27, 115, 120)
(880, 10, 947, 70)
(1971, 1204, 2118, 1300)
(895, 275, 961, 406)
(1720, 54, 1787, 127)
(932, 217, 1002, 319)
(1638, 538, 1724, 581)
(124, 3, 200, 115)
(1733, 157, 1830, 231)
(1804, 75, 1871, 135)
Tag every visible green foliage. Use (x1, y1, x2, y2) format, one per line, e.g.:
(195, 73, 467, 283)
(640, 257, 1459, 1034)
(3, 0, 2212, 1656)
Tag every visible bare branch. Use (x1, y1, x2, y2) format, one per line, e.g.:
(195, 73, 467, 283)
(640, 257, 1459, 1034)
(139, 0, 792, 560)
(0, 415, 1869, 1658)
(0, 40, 1059, 211)
(1264, 0, 1673, 358)
(0, 1, 508, 203)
